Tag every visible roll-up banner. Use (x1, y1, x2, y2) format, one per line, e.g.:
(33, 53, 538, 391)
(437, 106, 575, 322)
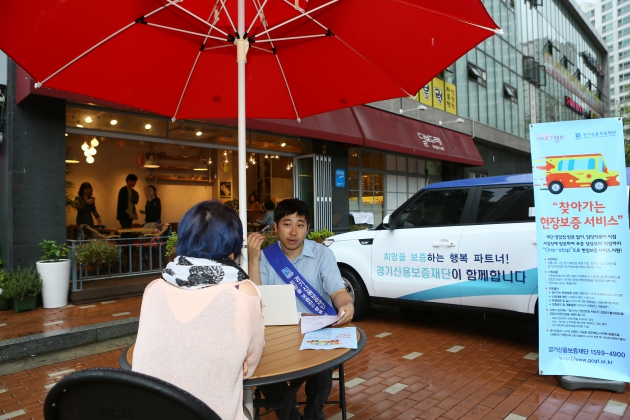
(530, 118, 630, 382)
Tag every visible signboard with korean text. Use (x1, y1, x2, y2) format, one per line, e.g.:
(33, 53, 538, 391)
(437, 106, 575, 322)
(445, 82, 457, 115)
(418, 80, 432, 107)
(335, 169, 345, 188)
(432, 78, 445, 111)
(530, 118, 630, 382)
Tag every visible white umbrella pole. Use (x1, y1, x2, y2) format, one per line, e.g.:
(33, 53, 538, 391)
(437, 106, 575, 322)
(236, 0, 248, 271)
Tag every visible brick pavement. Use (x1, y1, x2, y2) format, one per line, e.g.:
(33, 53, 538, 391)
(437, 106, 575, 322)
(1, 304, 629, 420)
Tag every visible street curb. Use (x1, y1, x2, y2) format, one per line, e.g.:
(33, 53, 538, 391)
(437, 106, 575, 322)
(0, 317, 139, 362)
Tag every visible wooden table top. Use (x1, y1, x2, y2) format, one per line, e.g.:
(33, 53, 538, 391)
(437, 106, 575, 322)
(125, 324, 362, 382)
(117, 227, 155, 235)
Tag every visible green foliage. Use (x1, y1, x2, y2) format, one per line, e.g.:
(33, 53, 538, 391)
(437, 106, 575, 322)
(39, 240, 69, 262)
(2, 267, 42, 301)
(75, 240, 120, 265)
(307, 227, 335, 241)
(349, 224, 369, 231)
(165, 232, 178, 258)
(224, 199, 239, 212)
(261, 234, 280, 250)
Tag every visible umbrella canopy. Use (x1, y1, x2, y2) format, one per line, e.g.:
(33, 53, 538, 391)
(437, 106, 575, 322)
(0, 0, 500, 121)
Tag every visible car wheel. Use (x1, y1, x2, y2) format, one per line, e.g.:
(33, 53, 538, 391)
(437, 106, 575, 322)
(548, 181, 563, 194)
(591, 179, 607, 193)
(339, 266, 370, 320)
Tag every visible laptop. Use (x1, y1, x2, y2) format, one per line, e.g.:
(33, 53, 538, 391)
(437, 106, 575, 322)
(258, 285, 299, 326)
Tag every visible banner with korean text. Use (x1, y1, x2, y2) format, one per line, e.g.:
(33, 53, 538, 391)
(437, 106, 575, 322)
(530, 118, 630, 381)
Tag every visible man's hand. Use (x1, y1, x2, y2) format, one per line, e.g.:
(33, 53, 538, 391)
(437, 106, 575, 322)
(96, 217, 102, 225)
(247, 232, 266, 285)
(330, 288, 354, 325)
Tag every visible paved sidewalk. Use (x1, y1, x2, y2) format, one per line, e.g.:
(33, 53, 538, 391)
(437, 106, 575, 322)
(0, 297, 142, 341)
(1, 306, 629, 420)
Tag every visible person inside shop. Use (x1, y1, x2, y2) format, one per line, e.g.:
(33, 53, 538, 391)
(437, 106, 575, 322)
(139, 184, 162, 224)
(133, 200, 264, 420)
(248, 192, 262, 210)
(247, 198, 354, 420)
(116, 173, 139, 228)
(258, 199, 275, 230)
(75, 182, 102, 228)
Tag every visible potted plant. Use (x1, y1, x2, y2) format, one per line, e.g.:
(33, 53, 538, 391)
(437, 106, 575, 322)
(3, 267, 42, 312)
(307, 227, 335, 244)
(164, 232, 178, 259)
(75, 240, 120, 269)
(36, 239, 71, 308)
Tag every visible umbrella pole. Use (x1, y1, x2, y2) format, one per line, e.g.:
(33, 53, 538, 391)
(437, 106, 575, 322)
(237, 0, 248, 271)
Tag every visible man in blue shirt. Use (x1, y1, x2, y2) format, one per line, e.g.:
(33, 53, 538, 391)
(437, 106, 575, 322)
(248, 199, 354, 420)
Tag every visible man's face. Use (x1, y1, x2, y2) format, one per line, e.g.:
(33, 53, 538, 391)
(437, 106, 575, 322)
(275, 212, 308, 253)
(127, 180, 137, 188)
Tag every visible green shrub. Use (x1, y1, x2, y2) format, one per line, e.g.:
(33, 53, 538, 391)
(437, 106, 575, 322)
(349, 224, 368, 231)
(307, 227, 335, 241)
(39, 239, 69, 262)
(75, 240, 120, 265)
(3, 267, 42, 301)
(165, 232, 178, 258)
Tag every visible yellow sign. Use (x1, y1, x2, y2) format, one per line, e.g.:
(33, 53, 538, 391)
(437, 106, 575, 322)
(418, 80, 433, 106)
(445, 82, 457, 115)
(432, 78, 445, 111)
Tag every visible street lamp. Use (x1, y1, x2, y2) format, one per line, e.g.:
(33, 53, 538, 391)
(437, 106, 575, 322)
(438, 118, 465, 125)
(400, 104, 427, 114)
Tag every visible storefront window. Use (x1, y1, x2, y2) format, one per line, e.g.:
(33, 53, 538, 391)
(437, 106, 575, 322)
(360, 151, 384, 169)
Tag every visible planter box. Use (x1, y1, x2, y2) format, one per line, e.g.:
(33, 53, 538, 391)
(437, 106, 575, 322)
(36, 260, 71, 308)
(13, 295, 37, 312)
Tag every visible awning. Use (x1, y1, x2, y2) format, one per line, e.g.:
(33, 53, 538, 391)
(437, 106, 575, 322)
(18, 65, 483, 166)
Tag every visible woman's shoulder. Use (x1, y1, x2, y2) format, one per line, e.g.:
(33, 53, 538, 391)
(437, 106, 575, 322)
(237, 280, 259, 297)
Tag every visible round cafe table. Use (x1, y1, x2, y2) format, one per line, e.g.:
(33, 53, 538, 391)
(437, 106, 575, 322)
(120, 324, 366, 420)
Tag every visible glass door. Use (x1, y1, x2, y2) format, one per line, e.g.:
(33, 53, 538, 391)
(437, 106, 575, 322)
(293, 154, 331, 230)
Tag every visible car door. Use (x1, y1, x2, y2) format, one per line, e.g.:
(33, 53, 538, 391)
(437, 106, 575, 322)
(458, 184, 538, 313)
(371, 187, 473, 305)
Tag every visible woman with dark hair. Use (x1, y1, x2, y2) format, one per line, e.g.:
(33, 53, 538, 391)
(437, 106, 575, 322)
(139, 184, 161, 223)
(248, 192, 261, 210)
(75, 182, 101, 227)
(133, 200, 264, 420)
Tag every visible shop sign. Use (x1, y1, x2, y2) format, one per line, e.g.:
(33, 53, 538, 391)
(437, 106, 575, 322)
(417, 132, 445, 151)
(585, 110, 600, 119)
(445, 82, 457, 115)
(432, 78, 445, 111)
(335, 169, 345, 188)
(418, 80, 433, 106)
(581, 51, 605, 77)
(565, 96, 583, 114)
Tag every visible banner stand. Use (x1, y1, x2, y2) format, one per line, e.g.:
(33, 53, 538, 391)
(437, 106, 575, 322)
(556, 376, 626, 393)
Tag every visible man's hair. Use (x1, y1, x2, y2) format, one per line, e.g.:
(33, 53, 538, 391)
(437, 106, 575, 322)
(264, 200, 275, 211)
(176, 200, 243, 260)
(274, 199, 310, 225)
(126, 174, 138, 182)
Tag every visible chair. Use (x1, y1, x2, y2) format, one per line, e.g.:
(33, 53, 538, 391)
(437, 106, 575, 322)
(43, 368, 222, 420)
(133, 223, 171, 265)
(83, 225, 121, 240)
(143, 222, 157, 229)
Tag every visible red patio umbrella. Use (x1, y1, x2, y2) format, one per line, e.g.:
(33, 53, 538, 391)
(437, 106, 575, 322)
(0, 0, 501, 245)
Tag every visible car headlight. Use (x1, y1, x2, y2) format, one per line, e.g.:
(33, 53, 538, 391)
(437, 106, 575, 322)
(323, 238, 334, 247)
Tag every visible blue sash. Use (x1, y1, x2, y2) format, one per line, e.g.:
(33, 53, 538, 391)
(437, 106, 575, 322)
(263, 242, 337, 316)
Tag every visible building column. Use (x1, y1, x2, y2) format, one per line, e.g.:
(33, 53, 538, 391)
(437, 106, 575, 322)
(0, 60, 66, 269)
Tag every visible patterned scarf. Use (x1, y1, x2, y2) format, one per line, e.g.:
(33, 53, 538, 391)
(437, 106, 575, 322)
(162, 255, 249, 290)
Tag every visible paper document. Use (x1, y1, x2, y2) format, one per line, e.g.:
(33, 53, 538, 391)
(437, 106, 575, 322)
(300, 311, 345, 334)
(299, 327, 358, 350)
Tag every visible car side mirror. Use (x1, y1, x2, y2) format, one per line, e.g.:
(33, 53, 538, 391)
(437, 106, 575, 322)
(604, 166, 609, 174)
(382, 214, 395, 230)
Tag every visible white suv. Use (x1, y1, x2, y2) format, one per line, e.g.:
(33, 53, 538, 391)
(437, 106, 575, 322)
(328, 174, 541, 319)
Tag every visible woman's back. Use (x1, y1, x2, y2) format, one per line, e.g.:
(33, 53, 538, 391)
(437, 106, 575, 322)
(133, 279, 265, 420)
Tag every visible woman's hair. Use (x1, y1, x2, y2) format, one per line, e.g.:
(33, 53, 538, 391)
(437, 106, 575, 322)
(249, 192, 259, 202)
(78, 182, 93, 197)
(147, 185, 157, 196)
(264, 200, 275, 211)
(274, 199, 310, 225)
(176, 200, 243, 260)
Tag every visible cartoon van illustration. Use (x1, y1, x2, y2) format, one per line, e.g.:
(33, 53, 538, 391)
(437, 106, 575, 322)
(541, 153, 619, 194)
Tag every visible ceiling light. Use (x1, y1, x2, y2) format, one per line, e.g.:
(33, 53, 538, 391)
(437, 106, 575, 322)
(193, 160, 208, 171)
(275, 155, 279, 159)
(88, 147, 97, 156)
(281, 142, 286, 147)
(76, 124, 84, 128)
(86, 155, 95, 164)
(90, 137, 99, 147)
(265, 154, 268, 158)
(196, 131, 202, 136)
(65, 133, 68, 137)
(84, 150, 90, 157)
(85, 116, 93, 124)
(110, 119, 118, 125)
(81, 141, 89, 151)
(145, 123, 152, 130)
(144, 156, 160, 168)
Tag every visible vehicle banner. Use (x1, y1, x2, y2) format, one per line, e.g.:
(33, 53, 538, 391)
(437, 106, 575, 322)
(530, 118, 630, 381)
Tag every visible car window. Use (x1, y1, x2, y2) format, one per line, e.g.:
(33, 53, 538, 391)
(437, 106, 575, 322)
(395, 189, 469, 228)
(476, 186, 534, 224)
